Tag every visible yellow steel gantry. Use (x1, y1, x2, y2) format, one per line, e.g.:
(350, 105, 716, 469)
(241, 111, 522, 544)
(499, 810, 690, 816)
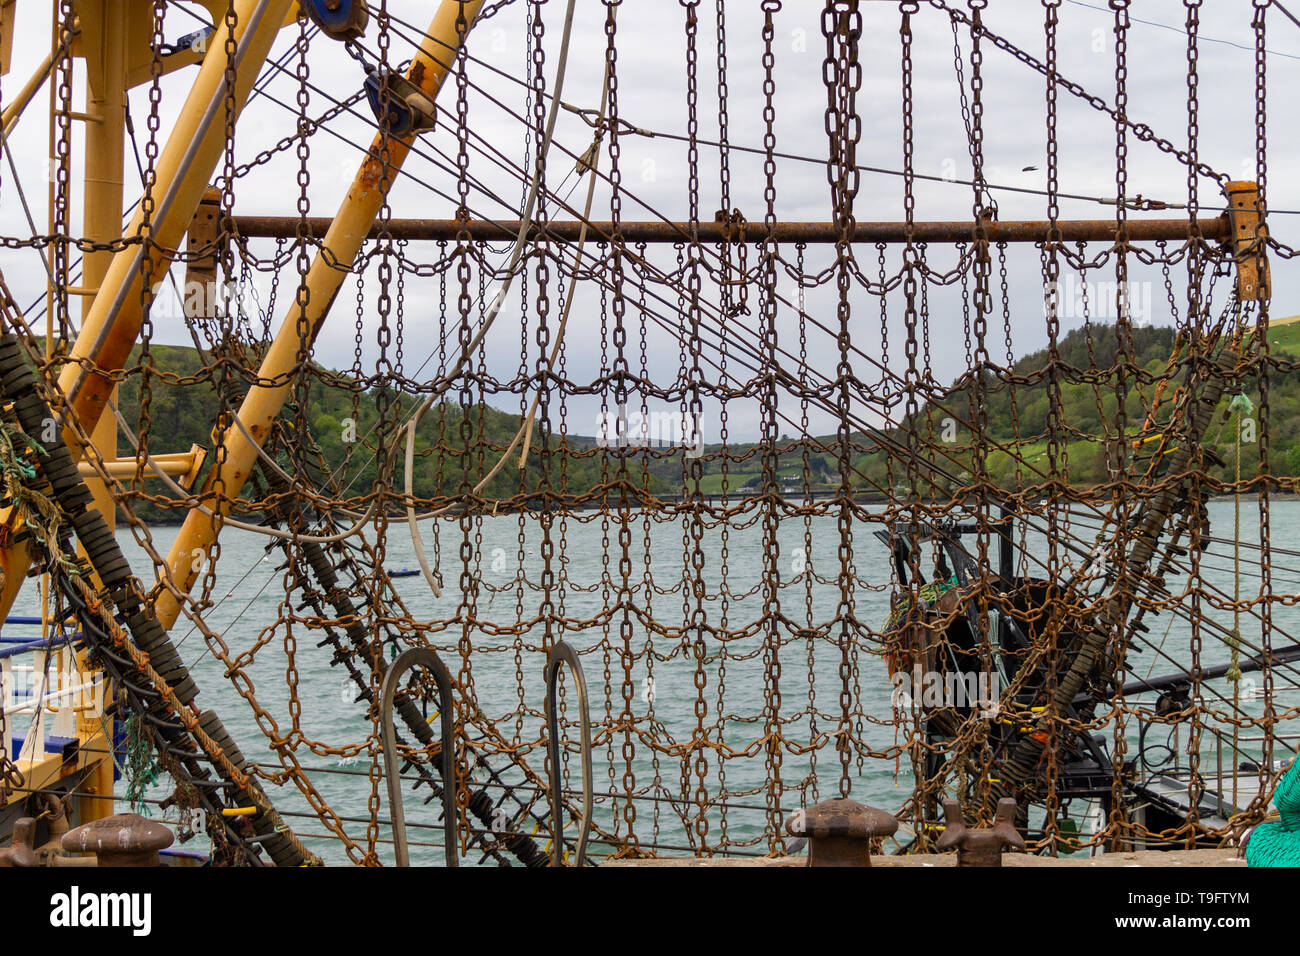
(0, 0, 296, 821)
(153, 0, 484, 628)
(0, 0, 485, 823)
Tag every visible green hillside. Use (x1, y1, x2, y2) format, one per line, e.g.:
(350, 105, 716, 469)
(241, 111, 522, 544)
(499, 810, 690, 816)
(46, 321, 1298, 518)
(893, 322, 1300, 491)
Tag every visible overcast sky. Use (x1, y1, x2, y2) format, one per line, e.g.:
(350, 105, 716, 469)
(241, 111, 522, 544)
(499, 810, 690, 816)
(2, 0, 1297, 444)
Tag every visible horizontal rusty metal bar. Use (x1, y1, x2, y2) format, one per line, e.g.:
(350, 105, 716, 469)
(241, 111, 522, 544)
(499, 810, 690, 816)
(228, 215, 1230, 244)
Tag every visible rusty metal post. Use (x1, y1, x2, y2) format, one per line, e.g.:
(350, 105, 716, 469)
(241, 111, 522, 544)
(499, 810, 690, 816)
(1223, 181, 1269, 302)
(185, 186, 224, 313)
(61, 813, 174, 866)
(229, 215, 1232, 245)
(785, 797, 897, 867)
(70, 0, 129, 828)
(0, 817, 37, 866)
(935, 797, 1025, 866)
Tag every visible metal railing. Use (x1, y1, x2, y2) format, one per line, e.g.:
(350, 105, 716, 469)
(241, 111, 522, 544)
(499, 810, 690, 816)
(1136, 680, 1300, 825)
(0, 615, 90, 766)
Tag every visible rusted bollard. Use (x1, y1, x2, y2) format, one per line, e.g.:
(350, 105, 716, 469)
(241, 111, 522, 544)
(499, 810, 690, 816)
(935, 797, 1024, 866)
(0, 817, 38, 867)
(61, 813, 174, 867)
(786, 797, 898, 867)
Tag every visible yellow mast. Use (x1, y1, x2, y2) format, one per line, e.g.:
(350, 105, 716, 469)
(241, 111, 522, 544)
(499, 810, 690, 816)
(54, 0, 296, 465)
(0, 0, 483, 825)
(0, 0, 295, 623)
(154, 0, 484, 629)
(0, 0, 294, 826)
(66, 0, 128, 824)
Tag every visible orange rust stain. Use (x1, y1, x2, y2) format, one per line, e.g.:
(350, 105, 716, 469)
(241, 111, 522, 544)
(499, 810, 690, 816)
(359, 155, 384, 189)
(410, 60, 427, 88)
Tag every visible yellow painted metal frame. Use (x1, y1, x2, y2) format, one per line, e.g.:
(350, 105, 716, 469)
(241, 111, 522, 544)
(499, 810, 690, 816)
(0, 0, 297, 822)
(155, 0, 485, 628)
(0, 0, 16, 76)
(0, 0, 486, 826)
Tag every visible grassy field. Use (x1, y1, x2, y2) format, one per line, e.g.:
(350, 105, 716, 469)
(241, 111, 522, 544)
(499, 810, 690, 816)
(1257, 314, 1300, 357)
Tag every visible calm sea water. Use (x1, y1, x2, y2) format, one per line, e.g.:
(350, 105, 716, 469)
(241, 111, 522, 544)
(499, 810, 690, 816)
(13, 499, 1299, 864)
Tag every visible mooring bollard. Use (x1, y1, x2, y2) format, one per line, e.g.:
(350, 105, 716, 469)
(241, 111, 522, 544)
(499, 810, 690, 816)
(935, 797, 1024, 866)
(61, 813, 174, 867)
(0, 817, 37, 867)
(786, 797, 898, 867)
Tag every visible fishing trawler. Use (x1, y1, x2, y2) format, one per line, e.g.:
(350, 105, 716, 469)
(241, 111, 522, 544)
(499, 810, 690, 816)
(0, 0, 1296, 872)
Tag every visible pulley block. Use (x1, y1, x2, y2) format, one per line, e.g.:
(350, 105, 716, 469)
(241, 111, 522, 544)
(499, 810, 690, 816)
(364, 65, 437, 137)
(302, 0, 369, 42)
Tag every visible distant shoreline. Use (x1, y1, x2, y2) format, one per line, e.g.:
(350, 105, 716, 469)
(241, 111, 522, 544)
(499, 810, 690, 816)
(119, 491, 1299, 527)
